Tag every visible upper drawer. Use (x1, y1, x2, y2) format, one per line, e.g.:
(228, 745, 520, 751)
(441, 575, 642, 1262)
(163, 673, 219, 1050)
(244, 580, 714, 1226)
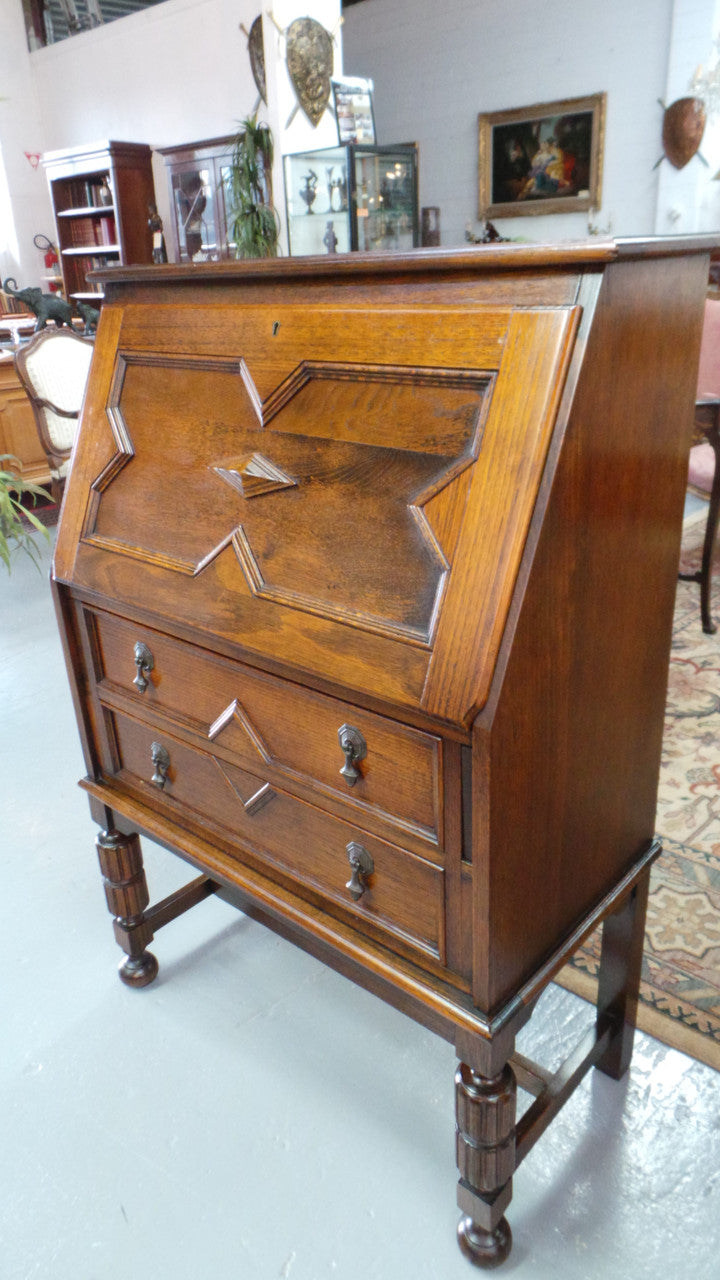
(88, 608, 442, 850)
(57, 284, 581, 727)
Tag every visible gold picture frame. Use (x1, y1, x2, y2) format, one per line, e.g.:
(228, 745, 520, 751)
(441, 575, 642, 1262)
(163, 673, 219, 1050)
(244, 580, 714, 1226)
(478, 92, 606, 218)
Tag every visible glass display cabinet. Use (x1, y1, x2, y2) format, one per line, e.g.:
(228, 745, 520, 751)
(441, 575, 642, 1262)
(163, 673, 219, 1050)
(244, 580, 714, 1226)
(158, 136, 235, 263)
(284, 144, 419, 256)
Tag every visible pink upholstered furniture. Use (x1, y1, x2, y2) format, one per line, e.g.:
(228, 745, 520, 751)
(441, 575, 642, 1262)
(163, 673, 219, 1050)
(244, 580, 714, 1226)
(681, 298, 720, 632)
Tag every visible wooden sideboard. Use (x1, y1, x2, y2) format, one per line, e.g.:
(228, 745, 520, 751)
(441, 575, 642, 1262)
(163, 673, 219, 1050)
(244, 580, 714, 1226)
(0, 351, 51, 485)
(51, 239, 713, 1267)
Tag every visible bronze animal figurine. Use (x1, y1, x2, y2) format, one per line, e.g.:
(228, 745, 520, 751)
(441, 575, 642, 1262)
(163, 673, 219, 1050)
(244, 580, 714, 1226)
(3, 277, 75, 330)
(74, 299, 101, 335)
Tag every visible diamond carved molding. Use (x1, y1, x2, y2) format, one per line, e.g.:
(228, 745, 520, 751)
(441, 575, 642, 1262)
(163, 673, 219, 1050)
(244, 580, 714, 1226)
(215, 761, 276, 816)
(213, 454, 298, 500)
(209, 698, 271, 764)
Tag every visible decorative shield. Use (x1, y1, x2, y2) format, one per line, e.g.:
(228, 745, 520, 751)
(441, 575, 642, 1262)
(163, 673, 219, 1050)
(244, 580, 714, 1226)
(248, 15, 267, 106)
(662, 97, 706, 169)
(286, 17, 333, 127)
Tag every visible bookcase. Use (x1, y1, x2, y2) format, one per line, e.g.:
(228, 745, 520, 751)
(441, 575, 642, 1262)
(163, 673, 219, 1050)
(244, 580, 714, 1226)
(42, 141, 156, 302)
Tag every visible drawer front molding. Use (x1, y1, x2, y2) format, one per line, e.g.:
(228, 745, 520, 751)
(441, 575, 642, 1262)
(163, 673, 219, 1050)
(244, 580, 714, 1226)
(89, 607, 443, 848)
(108, 709, 446, 963)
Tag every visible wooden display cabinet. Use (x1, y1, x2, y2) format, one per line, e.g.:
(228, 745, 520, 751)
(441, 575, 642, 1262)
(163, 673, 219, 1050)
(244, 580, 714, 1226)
(42, 140, 156, 302)
(157, 135, 236, 263)
(52, 237, 715, 1267)
(0, 352, 50, 486)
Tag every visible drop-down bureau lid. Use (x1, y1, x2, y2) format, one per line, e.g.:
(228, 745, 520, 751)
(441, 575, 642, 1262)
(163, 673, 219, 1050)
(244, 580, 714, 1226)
(54, 249, 590, 729)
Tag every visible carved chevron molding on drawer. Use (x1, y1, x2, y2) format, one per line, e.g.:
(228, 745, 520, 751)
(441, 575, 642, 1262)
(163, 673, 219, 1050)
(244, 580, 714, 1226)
(214, 760, 276, 817)
(238, 356, 493, 428)
(208, 698, 271, 765)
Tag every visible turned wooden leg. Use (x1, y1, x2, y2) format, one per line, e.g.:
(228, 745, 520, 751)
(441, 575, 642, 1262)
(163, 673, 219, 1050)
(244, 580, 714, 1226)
(699, 413, 720, 635)
(595, 868, 651, 1080)
(455, 1056, 516, 1268)
(96, 828, 159, 987)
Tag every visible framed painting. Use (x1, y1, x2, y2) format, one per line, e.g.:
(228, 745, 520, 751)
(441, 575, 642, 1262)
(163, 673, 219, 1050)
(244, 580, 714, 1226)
(478, 92, 605, 218)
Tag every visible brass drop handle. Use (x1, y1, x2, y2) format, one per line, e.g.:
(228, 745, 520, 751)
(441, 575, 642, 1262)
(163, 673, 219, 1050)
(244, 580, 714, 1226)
(133, 641, 154, 693)
(150, 742, 170, 790)
(345, 841, 374, 901)
(338, 723, 367, 787)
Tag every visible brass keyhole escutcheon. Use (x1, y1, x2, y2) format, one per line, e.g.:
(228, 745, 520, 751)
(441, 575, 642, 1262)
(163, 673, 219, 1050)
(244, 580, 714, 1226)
(345, 841, 374, 901)
(338, 724, 367, 787)
(150, 742, 170, 790)
(133, 641, 154, 693)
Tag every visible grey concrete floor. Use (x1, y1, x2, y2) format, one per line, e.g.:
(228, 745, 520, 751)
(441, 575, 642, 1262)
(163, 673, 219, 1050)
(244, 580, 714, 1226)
(1, 530, 719, 1280)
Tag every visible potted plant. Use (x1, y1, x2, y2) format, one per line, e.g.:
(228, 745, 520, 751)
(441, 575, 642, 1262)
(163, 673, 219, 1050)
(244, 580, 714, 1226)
(226, 115, 280, 259)
(0, 455, 50, 571)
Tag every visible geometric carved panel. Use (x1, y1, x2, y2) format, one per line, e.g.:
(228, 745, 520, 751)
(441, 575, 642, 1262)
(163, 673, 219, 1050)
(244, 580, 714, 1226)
(225, 364, 493, 644)
(84, 354, 493, 645)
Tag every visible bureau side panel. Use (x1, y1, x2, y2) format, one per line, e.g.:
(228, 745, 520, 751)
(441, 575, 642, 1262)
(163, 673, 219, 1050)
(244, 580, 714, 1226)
(476, 252, 709, 1013)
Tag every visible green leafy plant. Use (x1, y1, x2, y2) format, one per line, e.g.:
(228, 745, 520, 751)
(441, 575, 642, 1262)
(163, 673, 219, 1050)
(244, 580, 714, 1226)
(226, 115, 280, 259)
(0, 455, 51, 572)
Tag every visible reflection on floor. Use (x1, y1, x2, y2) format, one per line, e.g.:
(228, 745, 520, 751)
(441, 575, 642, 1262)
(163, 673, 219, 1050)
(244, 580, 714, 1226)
(1, 531, 718, 1280)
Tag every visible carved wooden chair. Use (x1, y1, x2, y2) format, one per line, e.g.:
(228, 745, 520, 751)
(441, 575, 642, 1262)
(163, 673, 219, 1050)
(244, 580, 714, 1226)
(14, 327, 94, 503)
(680, 298, 720, 633)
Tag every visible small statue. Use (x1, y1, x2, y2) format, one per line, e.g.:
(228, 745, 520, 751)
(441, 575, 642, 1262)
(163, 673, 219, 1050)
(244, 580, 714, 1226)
(74, 299, 101, 335)
(2, 277, 75, 330)
(464, 220, 509, 244)
(323, 221, 338, 254)
(299, 169, 318, 214)
(148, 203, 168, 263)
(330, 173, 346, 211)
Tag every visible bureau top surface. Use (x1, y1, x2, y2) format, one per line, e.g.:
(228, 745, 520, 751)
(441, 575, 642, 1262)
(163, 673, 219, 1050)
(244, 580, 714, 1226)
(54, 238, 715, 730)
(90, 234, 720, 288)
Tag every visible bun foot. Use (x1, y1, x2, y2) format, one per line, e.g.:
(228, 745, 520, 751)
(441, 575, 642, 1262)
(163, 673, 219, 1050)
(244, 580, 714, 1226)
(457, 1215, 512, 1269)
(119, 951, 159, 987)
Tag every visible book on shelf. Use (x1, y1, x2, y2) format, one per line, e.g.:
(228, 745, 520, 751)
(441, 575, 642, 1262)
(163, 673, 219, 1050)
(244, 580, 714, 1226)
(67, 255, 105, 289)
(59, 177, 114, 211)
(96, 216, 117, 246)
(86, 178, 113, 208)
(66, 216, 95, 247)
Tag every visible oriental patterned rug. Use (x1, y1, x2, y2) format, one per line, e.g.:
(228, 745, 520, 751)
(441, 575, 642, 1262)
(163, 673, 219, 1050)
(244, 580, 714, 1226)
(556, 507, 720, 1072)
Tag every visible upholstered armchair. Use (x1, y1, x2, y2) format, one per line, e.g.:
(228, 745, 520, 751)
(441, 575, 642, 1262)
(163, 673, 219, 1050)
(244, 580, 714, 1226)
(681, 298, 720, 633)
(14, 328, 94, 503)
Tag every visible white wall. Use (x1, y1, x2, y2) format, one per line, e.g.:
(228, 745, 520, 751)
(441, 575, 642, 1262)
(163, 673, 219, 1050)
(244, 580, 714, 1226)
(1, 0, 341, 277)
(0, 3, 56, 289)
(4, 0, 720, 284)
(343, 0, 720, 244)
(29, 0, 278, 250)
(30, 0, 262, 151)
(655, 0, 720, 234)
(260, 0, 344, 252)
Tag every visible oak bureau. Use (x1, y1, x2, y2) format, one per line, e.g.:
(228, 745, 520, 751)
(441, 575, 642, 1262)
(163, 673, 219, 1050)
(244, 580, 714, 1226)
(52, 238, 713, 1266)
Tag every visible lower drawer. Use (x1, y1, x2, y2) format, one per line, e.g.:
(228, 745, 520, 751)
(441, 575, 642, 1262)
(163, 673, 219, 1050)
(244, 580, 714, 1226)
(107, 710, 445, 963)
